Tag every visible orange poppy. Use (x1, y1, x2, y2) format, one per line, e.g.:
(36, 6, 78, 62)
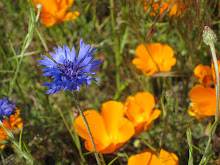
(74, 101, 135, 154)
(124, 92, 161, 135)
(132, 43, 176, 76)
(0, 110, 23, 141)
(31, 0, 80, 27)
(194, 64, 213, 86)
(142, 0, 187, 17)
(128, 149, 179, 165)
(188, 85, 219, 119)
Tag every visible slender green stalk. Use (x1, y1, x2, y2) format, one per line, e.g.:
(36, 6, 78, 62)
(159, 96, 168, 151)
(109, 0, 121, 91)
(187, 128, 194, 165)
(140, 135, 156, 151)
(0, 149, 5, 165)
(52, 98, 86, 165)
(8, 4, 41, 96)
(100, 154, 106, 165)
(199, 27, 219, 164)
(0, 121, 33, 165)
(210, 43, 219, 122)
(73, 93, 101, 165)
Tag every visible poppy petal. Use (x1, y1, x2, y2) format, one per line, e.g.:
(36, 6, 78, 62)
(74, 110, 110, 152)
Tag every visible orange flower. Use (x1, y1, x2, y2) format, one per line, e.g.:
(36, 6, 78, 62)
(128, 149, 179, 165)
(142, 0, 187, 17)
(188, 85, 219, 119)
(132, 43, 176, 76)
(168, 0, 188, 17)
(0, 110, 23, 141)
(194, 64, 213, 86)
(74, 101, 135, 154)
(124, 92, 161, 135)
(31, 0, 80, 27)
(142, 0, 160, 16)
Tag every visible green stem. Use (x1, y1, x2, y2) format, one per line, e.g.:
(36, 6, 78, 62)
(52, 98, 86, 165)
(199, 42, 219, 164)
(73, 93, 101, 165)
(159, 96, 168, 151)
(140, 135, 156, 151)
(8, 4, 41, 96)
(109, 0, 120, 91)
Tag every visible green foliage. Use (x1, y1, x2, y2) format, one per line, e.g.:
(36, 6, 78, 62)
(0, 0, 219, 164)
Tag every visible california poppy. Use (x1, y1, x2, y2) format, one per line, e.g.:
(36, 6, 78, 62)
(194, 64, 213, 86)
(31, 0, 80, 27)
(0, 110, 23, 141)
(128, 149, 179, 165)
(132, 43, 176, 76)
(188, 85, 219, 119)
(74, 101, 135, 154)
(124, 92, 161, 135)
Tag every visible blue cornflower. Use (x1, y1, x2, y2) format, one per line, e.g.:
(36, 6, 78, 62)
(0, 97, 16, 121)
(39, 38, 103, 95)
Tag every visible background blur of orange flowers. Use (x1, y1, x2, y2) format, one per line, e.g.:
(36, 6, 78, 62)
(128, 149, 179, 165)
(142, 0, 188, 17)
(0, 110, 23, 141)
(74, 101, 135, 154)
(124, 92, 161, 135)
(132, 43, 176, 76)
(31, 0, 80, 27)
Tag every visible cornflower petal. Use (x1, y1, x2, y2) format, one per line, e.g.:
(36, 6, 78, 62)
(0, 98, 23, 142)
(39, 55, 57, 67)
(39, 39, 103, 95)
(0, 97, 17, 121)
(70, 45, 77, 62)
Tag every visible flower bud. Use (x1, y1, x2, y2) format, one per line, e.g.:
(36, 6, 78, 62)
(203, 26, 217, 45)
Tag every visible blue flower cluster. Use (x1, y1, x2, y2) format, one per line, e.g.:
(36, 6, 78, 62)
(39, 39, 103, 95)
(0, 97, 16, 121)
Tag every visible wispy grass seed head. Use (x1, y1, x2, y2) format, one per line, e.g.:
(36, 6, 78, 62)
(39, 39, 103, 95)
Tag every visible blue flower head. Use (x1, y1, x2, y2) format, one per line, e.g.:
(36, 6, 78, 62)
(39, 39, 103, 95)
(0, 97, 16, 121)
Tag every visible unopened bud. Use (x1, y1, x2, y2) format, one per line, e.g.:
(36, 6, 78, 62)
(37, 3, 42, 9)
(203, 26, 217, 45)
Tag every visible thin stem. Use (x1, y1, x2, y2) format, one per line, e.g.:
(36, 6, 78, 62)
(210, 43, 219, 121)
(140, 135, 156, 151)
(73, 93, 101, 165)
(159, 96, 168, 151)
(109, 0, 121, 91)
(8, 5, 41, 96)
(52, 98, 86, 165)
(199, 42, 219, 164)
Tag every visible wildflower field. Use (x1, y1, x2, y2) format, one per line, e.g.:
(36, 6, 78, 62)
(0, 0, 220, 164)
